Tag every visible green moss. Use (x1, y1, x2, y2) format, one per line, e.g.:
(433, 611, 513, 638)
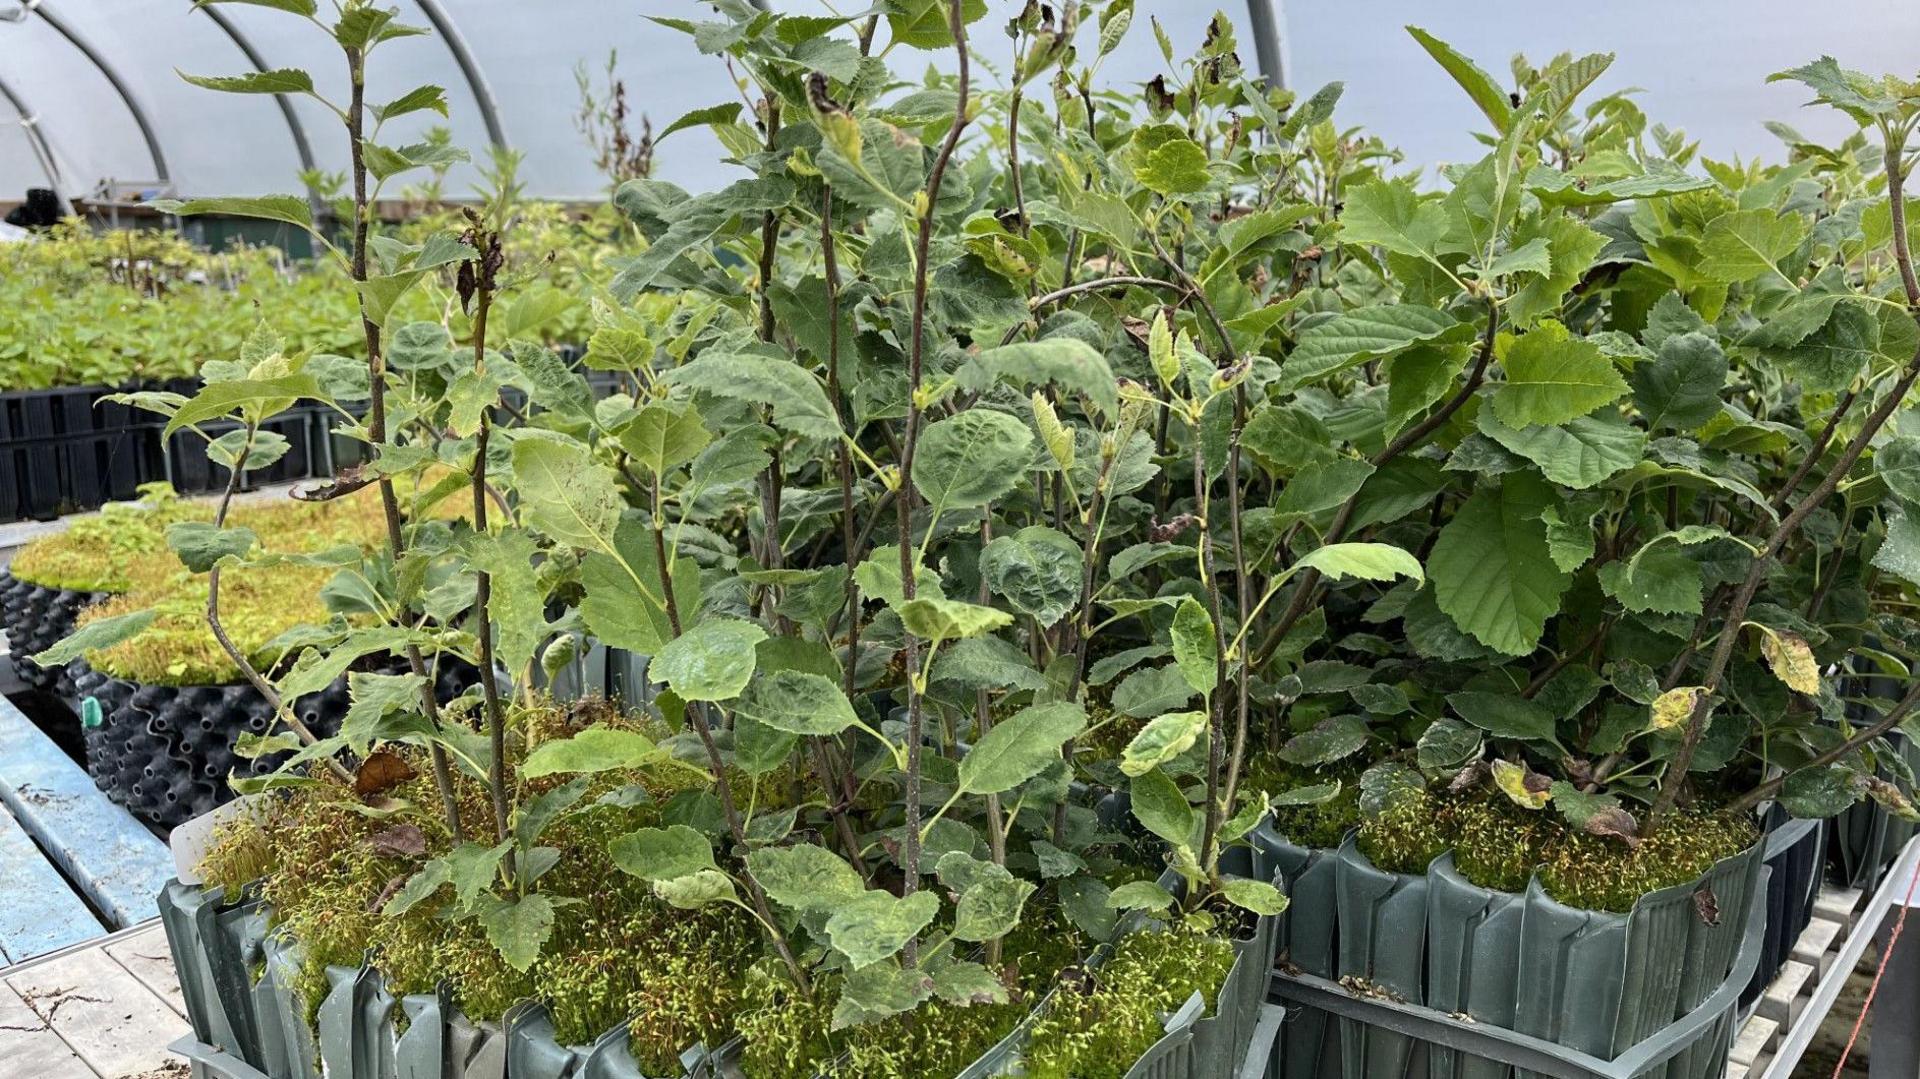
(1021, 926, 1235, 1079)
(8, 485, 202, 593)
(67, 488, 417, 685)
(1241, 753, 1361, 849)
(1537, 809, 1756, 913)
(1355, 792, 1759, 913)
(1355, 791, 1455, 875)
(199, 698, 763, 1072)
(734, 911, 1083, 1079)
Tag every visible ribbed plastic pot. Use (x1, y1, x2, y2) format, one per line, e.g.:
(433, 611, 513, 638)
(1828, 727, 1920, 891)
(0, 570, 105, 692)
(1272, 832, 1766, 1079)
(1741, 811, 1823, 1012)
(74, 667, 353, 829)
(1250, 821, 1342, 1079)
(159, 881, 723, 1079)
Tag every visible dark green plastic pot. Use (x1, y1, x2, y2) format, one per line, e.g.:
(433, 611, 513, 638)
(1265, 831, 1766, 1079)
(159, 881, 722, 1079)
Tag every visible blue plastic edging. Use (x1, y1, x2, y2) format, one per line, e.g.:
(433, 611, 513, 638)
(0, 796, 99, 963)
(0, 694, 174, 928)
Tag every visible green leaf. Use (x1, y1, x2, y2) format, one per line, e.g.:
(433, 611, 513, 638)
(1779, 766, 1861, 818)
(898, 598, 1014, 644)
(1477, 408, 1646, 490)
(658, 102, 744, 142)
(1295, 542, 1424, 584)
(445, 841, 513, 907)
(180, 68, 315, 96)
(653, 618, 767, 702)
(956, 339, 1119, 417)
(951, 866, 1037, 942)
(1768, 56, 1898, 122)
(340, 672, 424, 755)
(511, 437, 624, 550)
(1220, 878, 1289, 916)
(931, 960, 1010, 1006)
(373, 84, 448, 122)
(519, 727, 660, 778)
(481, 894, 554, 973)
(979, 526, 1083, 627)
(1406, 27, 1513, 132)
(165, 521, 255, 572)
(929, 636, 1048, 693)
(1598, 545, 1704, 615)
(911, 410, 1036, 513)
(826, 890, 940, 969)
(467, 531, 548, 678)
(1112, 665, 1196, 718)
(1697, 209, 1808, 282)
(734, 670, 861, 736)
(1120, 711, 1208, 777)
(154, 195, 314, 235)
(1878, 437, 1920, 504)
(32, 609, 156, 669)
(956, 701, 1087, 795)
(832, 961, 935, 1030)
(1416, 719, 1483, 772)
(1107, 880, 1177, 912)
(1447, 691, 1557, 744)
(1280, 305, 1468, 391)
(1493, 323, 1628, 427)
(1338, 179, 1450, 262)
(580, 521, 697, 656)
(747, 843, 865, 913)
(619, 401, 711, 478)
(1130, 770, 1195, 848)
(1171, 597, 1218, 697)
(608, 825, 715, 881)
(1274, 460, 1376, 522)
(1428, 474, 1572, 656)
(1631, 332, 1727, 431)
(1132, 129, 1211, 195)
(1279, 714, 1370, 766)
(165, 373, 320, 437)
(664, 349, 838, 440)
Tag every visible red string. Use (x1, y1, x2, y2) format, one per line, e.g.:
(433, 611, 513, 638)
(1830, 850, 1920, 1078)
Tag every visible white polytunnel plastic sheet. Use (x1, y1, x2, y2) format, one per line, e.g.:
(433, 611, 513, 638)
(0, 0, 1915, 206)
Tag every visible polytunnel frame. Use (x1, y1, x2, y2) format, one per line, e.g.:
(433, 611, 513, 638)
(11, 0, 171, 184)
(0, 73, 70, 204)
(2, 0, 1286, 202)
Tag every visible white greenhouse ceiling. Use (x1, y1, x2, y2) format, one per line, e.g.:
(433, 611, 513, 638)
(0, 0, 1913, 206)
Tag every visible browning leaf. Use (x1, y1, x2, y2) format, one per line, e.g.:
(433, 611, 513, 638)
(355, 750, 416, 800)
(1692, 884, 1720, 927)
(369, 823, 427, 860)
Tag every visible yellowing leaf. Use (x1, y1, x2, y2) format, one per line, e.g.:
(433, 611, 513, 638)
(1756, 625, 1820, 694)
(1649, 686, 1707, 732)
(1491, 759, 1551, 810)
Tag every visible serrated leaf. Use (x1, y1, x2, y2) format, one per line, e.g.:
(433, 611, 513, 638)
(1493, 322, 1627, 427)
(608, 824, 715, 882)
(734, 670, 861, 736)
(1756, 625, 1820, 695)
(898, 598, 1014, 643)
(1220, 877, 1289, 916)
(1120, 711, 1207, 777)
(826, 890, 940, 969)
(519, 727, 661, 778)
(1477, 408, 1645, 490)
(653, 618, 767, 701)
(1338, 179, 1450, 262)
(747, 843, 864, 912)
(1428, 475, 1572, 656)
(1130, 770, 1194, 848)
(1280, 305, 1466, 391)
(957, 701, 1086, 795)
(32, 610, 157, 669)
(1697, 209, 1808, 282)
(911, 410, 1036, 513)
